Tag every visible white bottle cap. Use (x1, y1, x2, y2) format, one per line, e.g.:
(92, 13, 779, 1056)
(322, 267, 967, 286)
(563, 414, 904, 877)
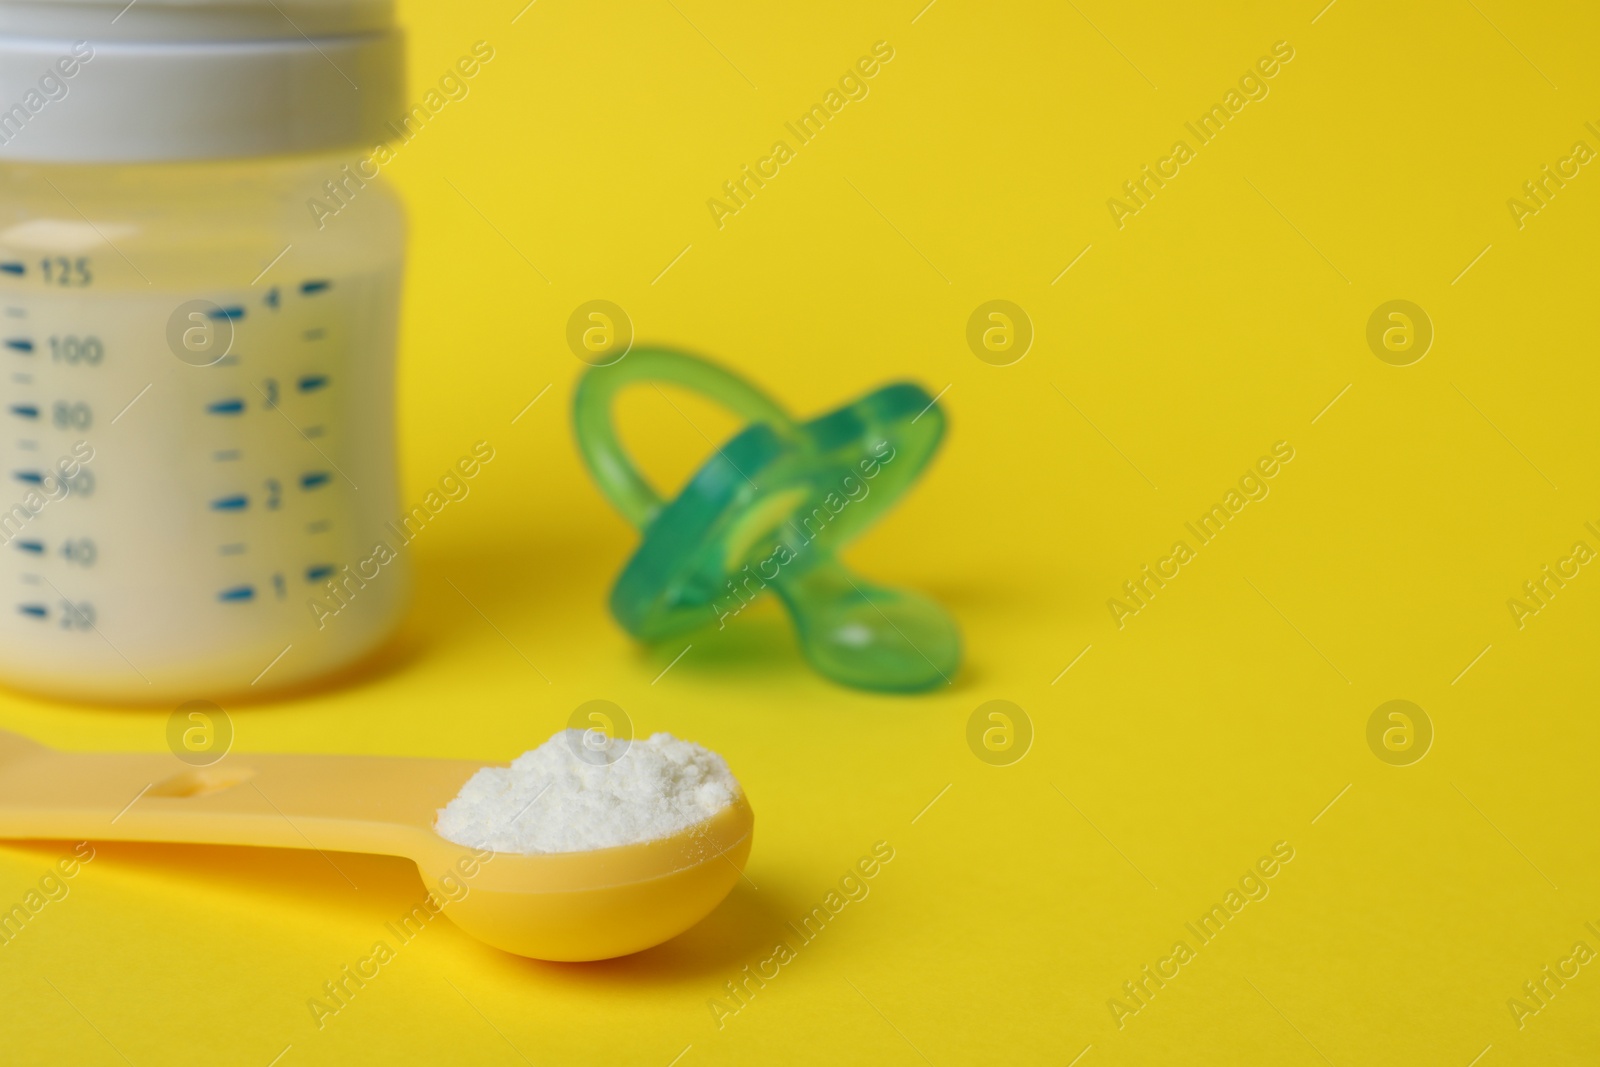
(0, 0, 404, 162)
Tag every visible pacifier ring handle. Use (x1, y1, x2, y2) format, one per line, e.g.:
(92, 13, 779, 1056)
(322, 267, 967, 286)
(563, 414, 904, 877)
(574, 349, 795, 529)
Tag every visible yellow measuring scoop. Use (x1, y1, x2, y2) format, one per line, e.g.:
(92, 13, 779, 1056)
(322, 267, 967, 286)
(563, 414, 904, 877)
(0, 729, 753, 961)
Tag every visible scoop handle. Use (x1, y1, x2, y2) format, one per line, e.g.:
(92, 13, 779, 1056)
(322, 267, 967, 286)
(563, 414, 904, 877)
(0, 730, 482, 862)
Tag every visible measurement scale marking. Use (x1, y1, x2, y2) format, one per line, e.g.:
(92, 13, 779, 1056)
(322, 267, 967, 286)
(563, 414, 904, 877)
(14, 541, 43, 554)
(0, 263, 24, 276)
(297, 375, 329, 392)
(206, 399, 246, 415)
(300, 280, 331, 295)
(210, 494, 249, 511)
(208, 306, 245, 321)
(212, 450, 242, 462)
(217, 585, 256, 602)
(306, 564, 335, 582)
(300, 472, 331, 490)
(13, 471, 43, 485)
(18, 603, 46, 618)
(4, 338, 33, 353)
(9, 404, 38, 419)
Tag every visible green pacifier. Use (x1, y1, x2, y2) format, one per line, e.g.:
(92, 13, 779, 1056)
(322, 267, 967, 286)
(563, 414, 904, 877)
(573, 349, 960, 693)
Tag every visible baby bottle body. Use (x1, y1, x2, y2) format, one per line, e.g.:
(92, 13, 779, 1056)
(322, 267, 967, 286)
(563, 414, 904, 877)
(0, 156, 409, 702)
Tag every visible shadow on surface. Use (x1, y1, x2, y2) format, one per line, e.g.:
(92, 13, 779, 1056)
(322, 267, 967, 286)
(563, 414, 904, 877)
(492, 880, 792, 984)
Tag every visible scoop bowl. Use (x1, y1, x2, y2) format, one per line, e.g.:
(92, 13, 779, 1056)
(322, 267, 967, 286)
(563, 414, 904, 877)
(412, 797, 752, 961)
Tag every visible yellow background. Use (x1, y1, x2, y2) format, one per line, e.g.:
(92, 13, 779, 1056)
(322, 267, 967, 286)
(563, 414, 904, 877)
(4, 0, 1600, 1063)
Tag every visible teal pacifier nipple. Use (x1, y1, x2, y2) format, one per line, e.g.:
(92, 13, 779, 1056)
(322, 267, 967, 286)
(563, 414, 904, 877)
(573, 349, 960, 693)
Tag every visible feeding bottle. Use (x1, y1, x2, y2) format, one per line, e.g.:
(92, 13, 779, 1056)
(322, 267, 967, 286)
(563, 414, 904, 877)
(0, 0, 409, 702)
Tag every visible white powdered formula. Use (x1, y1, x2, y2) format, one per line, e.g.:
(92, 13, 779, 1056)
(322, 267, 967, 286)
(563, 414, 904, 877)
(435, 730, 740, 854)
